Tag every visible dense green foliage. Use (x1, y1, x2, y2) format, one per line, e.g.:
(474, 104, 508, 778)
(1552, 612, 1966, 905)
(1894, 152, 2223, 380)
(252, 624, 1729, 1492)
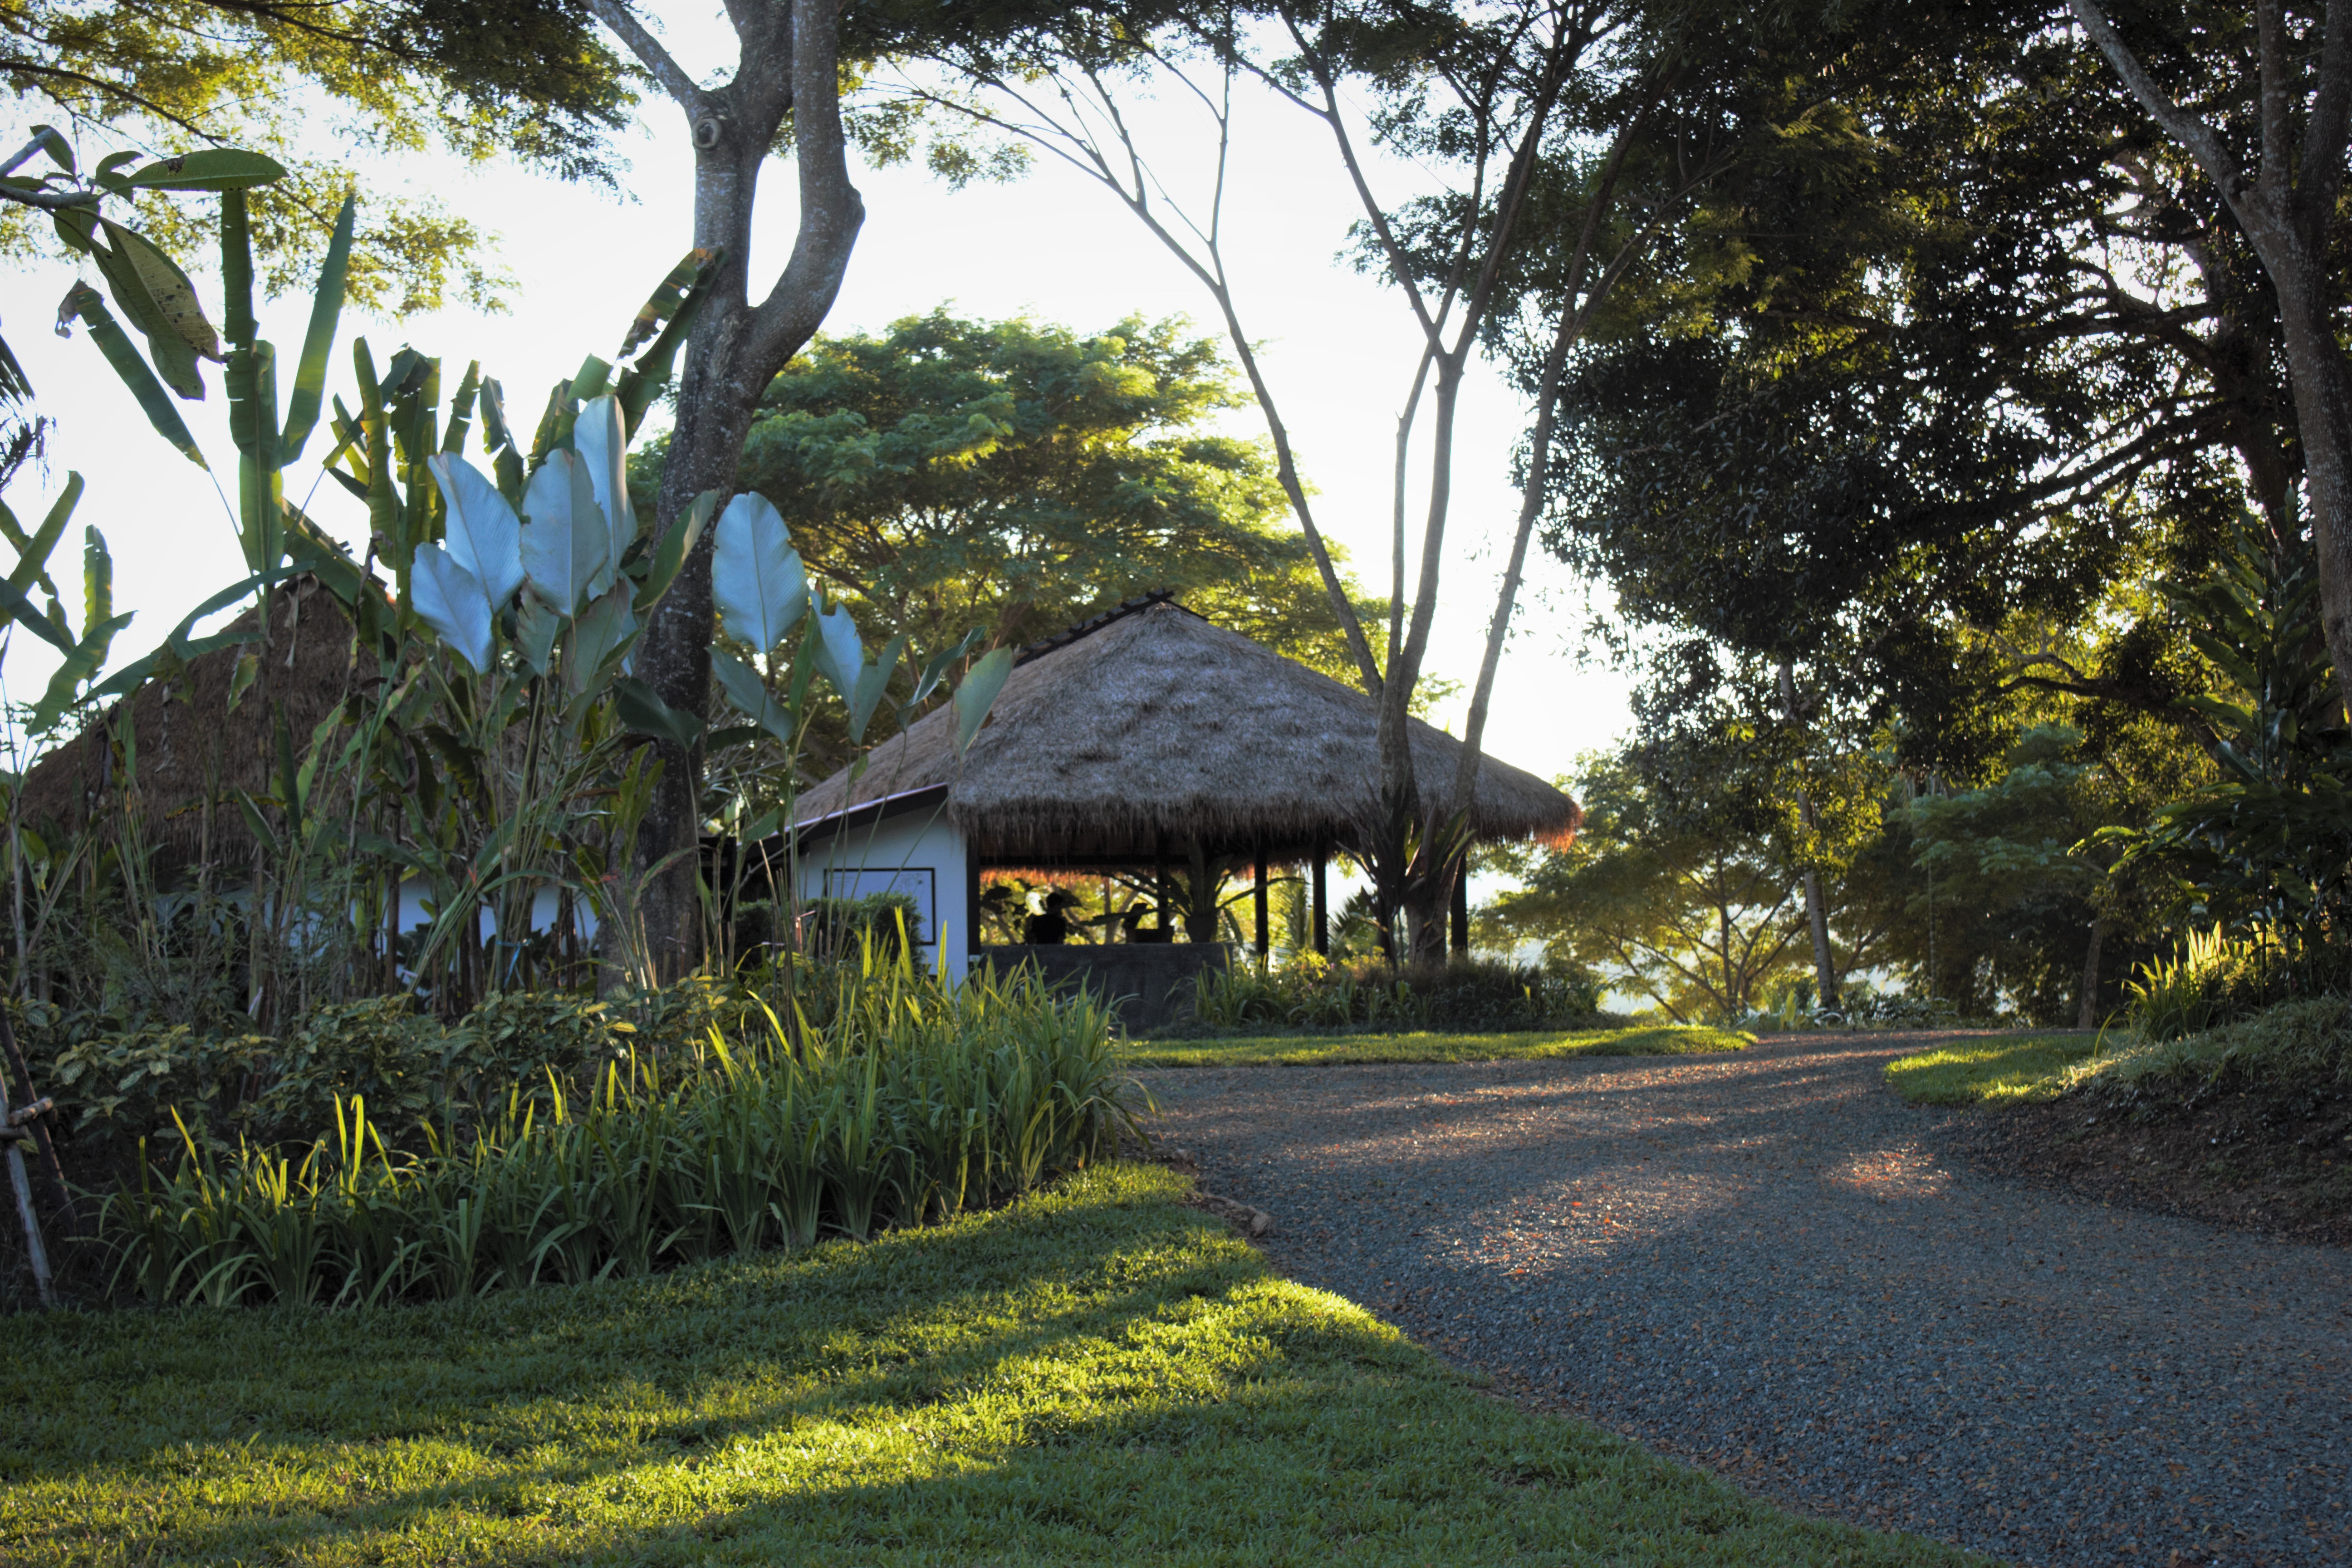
(0, 1164, 1975, 1565)
(692, 308, 1363, 676)
(0, 0, 636, 309)
(98, 960, 1139, 1308)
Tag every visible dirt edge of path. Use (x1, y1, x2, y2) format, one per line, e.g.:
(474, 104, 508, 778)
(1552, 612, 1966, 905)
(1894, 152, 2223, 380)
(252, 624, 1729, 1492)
(1941, 1078, 2352, 1247)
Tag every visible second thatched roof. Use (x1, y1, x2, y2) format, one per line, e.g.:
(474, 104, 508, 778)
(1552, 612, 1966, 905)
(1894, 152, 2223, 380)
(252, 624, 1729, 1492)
(795, 596, 1580, 861)
(15, 578, 366, 868)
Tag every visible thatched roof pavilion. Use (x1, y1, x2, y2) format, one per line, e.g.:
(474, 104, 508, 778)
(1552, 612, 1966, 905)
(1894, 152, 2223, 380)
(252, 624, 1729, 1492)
(15, 577, 363, 868)
(789, 593, 1577, 982)
(796, 593, 1580, 866)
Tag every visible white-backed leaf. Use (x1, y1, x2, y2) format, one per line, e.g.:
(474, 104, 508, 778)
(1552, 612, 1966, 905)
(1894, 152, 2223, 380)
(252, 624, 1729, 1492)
(519, 449, 607, 613)
(710, 649, 794, 745)
(810, 597, 864, 700)
(412, 543, 493, 673)
(710, 491, 806, 651)
(573, 393, 634, 551)
(847, 632, 906, 743)
(954, 647, 1015, 757)
(427, 453, 523, 608)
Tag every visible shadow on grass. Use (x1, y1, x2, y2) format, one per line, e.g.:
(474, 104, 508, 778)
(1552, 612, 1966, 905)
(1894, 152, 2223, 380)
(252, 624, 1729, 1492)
(0, 1166, 1983, 1568)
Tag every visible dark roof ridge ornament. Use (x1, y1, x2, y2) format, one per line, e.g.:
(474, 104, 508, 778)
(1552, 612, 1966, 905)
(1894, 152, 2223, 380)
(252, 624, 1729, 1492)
(1012, 588, 1202, 666)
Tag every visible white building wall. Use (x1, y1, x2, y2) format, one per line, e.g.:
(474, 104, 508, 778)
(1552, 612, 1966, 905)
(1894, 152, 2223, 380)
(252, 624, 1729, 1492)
(794, 809, 970, 979)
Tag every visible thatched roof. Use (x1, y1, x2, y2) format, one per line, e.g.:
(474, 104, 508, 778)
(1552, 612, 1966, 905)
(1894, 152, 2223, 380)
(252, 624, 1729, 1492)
(15, 577, 365, 868)
(795, 595, 1580, 863)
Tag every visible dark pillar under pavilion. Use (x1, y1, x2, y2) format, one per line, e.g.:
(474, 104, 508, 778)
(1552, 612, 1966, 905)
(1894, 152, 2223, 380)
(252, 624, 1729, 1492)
(1312, 840, 1329, 956)
(1154, 832, 1171, 936)
(1253, 847, 1269, 959)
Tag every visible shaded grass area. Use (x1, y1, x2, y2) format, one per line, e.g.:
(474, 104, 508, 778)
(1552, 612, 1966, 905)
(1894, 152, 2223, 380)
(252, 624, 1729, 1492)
(1119, 1025, 1753, 1069)
(1882, 1035, 2101, 1106)
(0, 1165, 1979, 1567)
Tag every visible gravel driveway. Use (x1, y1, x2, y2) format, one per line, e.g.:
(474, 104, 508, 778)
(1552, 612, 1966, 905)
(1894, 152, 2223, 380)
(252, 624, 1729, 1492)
(1139, 1032, 2352, 1567)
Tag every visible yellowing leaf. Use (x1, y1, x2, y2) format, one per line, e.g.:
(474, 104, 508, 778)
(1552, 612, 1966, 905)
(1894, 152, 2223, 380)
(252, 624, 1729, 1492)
(102, 220, 222, 363)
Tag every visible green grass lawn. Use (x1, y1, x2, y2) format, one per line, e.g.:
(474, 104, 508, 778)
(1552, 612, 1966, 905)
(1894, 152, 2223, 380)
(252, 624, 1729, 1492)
(1118, 1024, 1753, 1068)
(0, 1164, 1981, 1567)
(1882, 1033, 2102, 1106)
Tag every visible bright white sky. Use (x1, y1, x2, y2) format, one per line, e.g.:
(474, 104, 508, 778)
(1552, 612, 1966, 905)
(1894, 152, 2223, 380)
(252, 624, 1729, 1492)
(1, 10, 1632, 791)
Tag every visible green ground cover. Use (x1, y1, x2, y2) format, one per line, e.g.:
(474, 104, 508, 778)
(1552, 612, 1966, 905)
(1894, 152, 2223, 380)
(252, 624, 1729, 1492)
(1119, 1024, 1753, 1068)
(0, 1164, 1978, 1567)
(1882, 1034, 2101, 1106)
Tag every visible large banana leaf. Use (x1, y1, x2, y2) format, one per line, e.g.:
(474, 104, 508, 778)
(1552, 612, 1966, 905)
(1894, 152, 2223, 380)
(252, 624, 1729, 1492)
(428, 453, 524, 608)
(572, 394, 633, 558)
(411, 542, 495, 673)
(954, 647, 1016, 757)
(26, 528, 135, 734)
(279, 193, 355, 463)
(712, 492, 807, 651)
(122, 150, 287, 191)
(55, 283, 204, 465)
(808, 597, 864, 699)
(4, 471, 81, 599)
(519, 450, 608, 614)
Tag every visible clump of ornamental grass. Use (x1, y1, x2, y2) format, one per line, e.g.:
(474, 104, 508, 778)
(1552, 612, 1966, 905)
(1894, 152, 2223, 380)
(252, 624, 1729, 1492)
(96, 952, 1147, 1309)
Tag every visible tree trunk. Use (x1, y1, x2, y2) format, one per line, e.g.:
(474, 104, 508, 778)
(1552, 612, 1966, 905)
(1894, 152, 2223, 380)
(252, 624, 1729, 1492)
(2075, 0, 2352, 713)
(2077, 916, 2107, 1031)
(590, 0, 866, 980)
(1777, 658, 1839, 1012)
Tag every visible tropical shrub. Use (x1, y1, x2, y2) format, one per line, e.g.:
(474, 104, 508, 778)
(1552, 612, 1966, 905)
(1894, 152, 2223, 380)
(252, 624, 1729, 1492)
(2121, 927, 2278, 1042)
(2064, 995, 2352, 1100)
(100, 960, 1143, 1308)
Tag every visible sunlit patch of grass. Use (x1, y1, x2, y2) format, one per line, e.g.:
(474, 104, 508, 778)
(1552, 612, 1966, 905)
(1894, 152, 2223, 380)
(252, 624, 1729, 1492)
(1883, 1034, 2100, 1106)
(0, 1165, 1979, 1567)
(1119, 1026, 1754, 1068)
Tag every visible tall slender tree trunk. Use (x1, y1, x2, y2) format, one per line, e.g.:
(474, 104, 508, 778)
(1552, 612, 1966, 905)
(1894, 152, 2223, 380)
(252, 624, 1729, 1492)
(2077, 916, 2107, 1030)
(1778, 658, 1838, 1011)
(2075, 0, 2352, 713)
(588, 0, 865, 979)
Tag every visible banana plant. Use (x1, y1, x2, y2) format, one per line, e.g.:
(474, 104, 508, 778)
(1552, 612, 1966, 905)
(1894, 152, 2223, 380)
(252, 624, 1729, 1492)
(32, 124, 290, 469)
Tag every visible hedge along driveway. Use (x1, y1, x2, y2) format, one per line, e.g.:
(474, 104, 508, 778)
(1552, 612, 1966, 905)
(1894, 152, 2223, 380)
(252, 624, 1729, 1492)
(1120, 1024, 1753, 1068)
(0, 1166, 1981, 1566)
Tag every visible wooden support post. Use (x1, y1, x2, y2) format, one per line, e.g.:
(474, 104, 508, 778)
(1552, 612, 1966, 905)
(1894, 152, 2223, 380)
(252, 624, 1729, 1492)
(1450, 862, 1470, 958)
(964, 849, 982, 974)
(1154, 832, 1171, 937)
(1253, 847, 1269, 960)
(1313, 841, 1329, 956)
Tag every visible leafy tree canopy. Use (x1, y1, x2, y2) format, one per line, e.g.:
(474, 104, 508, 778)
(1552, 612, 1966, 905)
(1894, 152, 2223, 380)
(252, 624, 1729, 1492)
(707, 307, 1368, 675)
(0, 0, 636, 309)
(1531, 0, 2303, 775)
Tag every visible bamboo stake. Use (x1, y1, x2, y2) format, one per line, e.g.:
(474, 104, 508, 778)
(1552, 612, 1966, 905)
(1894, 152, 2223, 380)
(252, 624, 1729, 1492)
(0, 1003, 75, 1234)
(0, 1072, 55, 1308)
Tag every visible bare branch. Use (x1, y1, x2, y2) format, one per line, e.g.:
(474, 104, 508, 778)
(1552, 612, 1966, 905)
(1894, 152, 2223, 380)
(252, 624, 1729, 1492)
(2071, 0, 2248, 209)
(584, 0, 704, 113)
